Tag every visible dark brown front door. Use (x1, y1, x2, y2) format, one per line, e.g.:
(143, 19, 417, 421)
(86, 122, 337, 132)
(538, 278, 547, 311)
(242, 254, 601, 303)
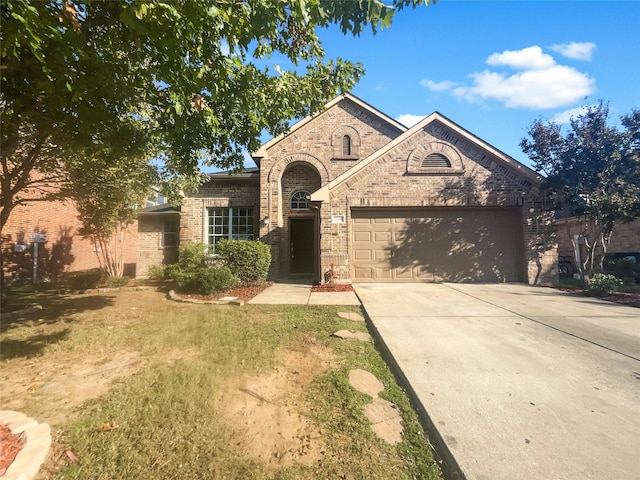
(290, 218, 315, 274)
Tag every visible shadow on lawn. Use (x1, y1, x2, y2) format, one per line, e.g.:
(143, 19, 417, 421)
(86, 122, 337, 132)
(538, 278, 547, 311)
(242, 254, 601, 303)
(1, 293, 115, 333)
(1, 329, 71, 360)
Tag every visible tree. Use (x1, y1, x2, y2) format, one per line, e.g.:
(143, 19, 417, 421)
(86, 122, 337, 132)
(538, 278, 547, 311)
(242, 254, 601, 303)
(68, 149, 159, 278)
(520, 102, 640, 279)
(1, 0, 432, 280)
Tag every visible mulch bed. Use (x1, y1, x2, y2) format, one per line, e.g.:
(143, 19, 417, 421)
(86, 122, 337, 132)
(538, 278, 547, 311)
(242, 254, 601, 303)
(556, 288, 640, 308)
(0, 424, 25, 476)
(176, 282, 273, 303)
(311, 283, 355, 293)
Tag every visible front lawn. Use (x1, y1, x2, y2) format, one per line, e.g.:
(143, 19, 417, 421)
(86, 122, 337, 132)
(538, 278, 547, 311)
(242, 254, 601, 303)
(1, 290, 442, 480)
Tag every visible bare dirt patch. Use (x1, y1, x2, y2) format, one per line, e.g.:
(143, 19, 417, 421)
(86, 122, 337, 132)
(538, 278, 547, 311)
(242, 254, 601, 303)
(311, 283, 355, 293)
(174, 282, 273, 302)
(221, 336, 336, 467)
(1, 352, 143, 427)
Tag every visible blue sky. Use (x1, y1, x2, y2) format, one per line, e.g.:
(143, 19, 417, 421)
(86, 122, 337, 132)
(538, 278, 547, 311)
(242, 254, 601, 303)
(250, 0, 639, 170)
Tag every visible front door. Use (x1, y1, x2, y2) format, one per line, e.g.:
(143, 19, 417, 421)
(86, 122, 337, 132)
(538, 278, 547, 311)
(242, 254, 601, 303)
(290, 218, 315, 275)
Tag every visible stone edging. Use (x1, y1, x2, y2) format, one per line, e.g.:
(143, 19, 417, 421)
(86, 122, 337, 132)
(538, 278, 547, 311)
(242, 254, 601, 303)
(0, 410, 51, 480)
(167, 290, 244, 306)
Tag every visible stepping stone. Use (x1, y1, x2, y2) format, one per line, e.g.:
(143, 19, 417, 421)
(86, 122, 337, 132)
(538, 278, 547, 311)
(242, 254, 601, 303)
(365, 398, 404, 445)
(331, 330, 371, 342)
(337, 312, 365, 322)
(348, 369, 383, 398)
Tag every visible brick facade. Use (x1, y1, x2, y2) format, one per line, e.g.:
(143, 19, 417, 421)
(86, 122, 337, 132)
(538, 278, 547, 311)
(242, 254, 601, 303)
(177, 93, 557, 285)
(2, 195, 138, 281)
(556, 217, 640, 269)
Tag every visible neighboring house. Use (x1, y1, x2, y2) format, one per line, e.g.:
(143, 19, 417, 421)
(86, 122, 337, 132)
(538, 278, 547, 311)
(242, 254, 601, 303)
(1, 194, 138, 281)
(137, 204, 181, 276)
(141, 93, 558, 285)
(556, 217, 640, 274)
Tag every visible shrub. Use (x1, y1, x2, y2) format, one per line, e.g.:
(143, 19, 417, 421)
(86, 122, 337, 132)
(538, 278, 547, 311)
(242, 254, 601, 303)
(147, 264, 166, 281)
(585, 273, 623, 296)
(216, 240, 271, 284)
(175, 266, 237, 294)
(178, 243, 207, 271)
(65, 269, 105, 290)
(604, 256, 640, 285)
(105, 276, 131, 288)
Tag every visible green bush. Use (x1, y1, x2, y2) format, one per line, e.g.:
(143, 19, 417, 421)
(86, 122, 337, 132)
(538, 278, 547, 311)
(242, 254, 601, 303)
(604, 256, 640, 285)
(585, 273, 623, 296)
(65, 269, 105, 290)
(105, 276, 131, 288)
(175, 266, 237, 294)
(216, 240, 271, 284)
(178, 243, 207, 271)
(147, 264, 166, 281)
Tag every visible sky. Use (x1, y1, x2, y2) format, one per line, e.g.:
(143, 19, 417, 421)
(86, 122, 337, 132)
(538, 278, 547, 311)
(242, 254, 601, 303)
(248, 0, 640, 170)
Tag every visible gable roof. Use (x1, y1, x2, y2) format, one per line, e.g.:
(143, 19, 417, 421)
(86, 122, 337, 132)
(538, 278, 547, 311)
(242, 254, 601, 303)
(311, 111, 544, 202)
(252, 92, 407, 163)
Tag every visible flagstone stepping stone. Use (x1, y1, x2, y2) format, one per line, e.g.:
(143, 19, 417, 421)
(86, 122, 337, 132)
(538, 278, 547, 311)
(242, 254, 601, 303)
(348, 369, 384, 398)
(337, 312, 365, 322)
(331, 330, 371, 342)
(365, 398, 403, 445)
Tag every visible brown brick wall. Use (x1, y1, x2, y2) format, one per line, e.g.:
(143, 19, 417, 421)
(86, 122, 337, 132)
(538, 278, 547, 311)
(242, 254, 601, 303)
(556, 217, 640, 261)
(258, 97, 403, 277)
(2, 196, 138, 281)
(322, 122, 556, 285)
(179, 180, 260, 247)
(137, 215, 179, 277)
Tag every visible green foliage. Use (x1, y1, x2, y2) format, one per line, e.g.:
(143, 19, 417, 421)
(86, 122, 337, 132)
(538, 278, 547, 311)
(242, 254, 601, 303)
(193, 266, 237, 294)
(604, 256, 640, 285)
(521, 102, 640, 277)
(64, 269, 105, 291)
(178, 243, 207, 271)
(147, 264, 167, 281)
(105, 276, 131, 288)
(216, 240, 271, 284)
(1, 0, 432, 230)
(160, 243, 238, 294)
(585, 273, 624, 296)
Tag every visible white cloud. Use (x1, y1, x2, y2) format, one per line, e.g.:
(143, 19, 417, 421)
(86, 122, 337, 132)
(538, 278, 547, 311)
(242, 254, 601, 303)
(487, 46, 555, 70)
(549, 42, 596, 61)
(396, 114, 426, 127)
(551, 106, 591, 124)
(419, 79, 457, 91)
(453, 65, 595, 109)
(375, 81, 391, 92)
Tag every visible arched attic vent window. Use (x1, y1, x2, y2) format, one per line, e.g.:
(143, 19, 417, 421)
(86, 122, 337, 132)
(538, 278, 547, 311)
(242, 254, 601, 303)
(290, 190, 310, 210)
(406, 142, 465, 175)
(342, 135, 352, 156)
(421, 153, 451, 168)
(332, 127, 359, 159)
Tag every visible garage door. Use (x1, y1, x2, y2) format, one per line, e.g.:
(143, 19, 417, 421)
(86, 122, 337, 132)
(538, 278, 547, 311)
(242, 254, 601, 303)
(351, 208, 524, 282)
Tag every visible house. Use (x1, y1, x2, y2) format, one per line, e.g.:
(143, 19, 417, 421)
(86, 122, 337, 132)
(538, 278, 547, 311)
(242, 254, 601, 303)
(1, 180, 170, 282)
(143, 93, 558, 285)
(556, 217, 640, 275)
(1, 188, 138, 282)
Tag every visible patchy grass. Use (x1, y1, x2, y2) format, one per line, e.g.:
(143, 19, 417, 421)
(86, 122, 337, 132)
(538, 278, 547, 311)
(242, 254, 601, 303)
(0, 290, 442, 480)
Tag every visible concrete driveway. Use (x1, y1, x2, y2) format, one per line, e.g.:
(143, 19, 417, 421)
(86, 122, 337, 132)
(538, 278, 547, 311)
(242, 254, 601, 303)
(353, 283, 640, 480)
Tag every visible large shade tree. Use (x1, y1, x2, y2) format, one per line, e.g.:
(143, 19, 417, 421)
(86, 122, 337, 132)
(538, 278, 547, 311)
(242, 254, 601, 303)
(1, 0, 433, 277)
(520, 102, 640, 279)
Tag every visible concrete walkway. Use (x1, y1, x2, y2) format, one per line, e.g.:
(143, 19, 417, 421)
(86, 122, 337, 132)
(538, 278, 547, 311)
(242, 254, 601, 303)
(354, 283, 640, 480)
(248, 282, 361, 305)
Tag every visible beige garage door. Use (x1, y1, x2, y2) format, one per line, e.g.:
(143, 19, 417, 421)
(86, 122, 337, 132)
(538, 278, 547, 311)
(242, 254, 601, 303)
(351, 208, 525, 282)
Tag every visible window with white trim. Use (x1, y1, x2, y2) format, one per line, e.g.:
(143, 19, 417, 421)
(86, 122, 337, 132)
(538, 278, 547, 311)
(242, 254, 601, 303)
(207, 207, 254, 250)
(290, 191, 310, 210)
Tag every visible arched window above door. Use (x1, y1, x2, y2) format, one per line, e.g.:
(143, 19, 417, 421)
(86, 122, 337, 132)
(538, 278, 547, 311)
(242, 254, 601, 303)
(290, 190, 310, 210)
